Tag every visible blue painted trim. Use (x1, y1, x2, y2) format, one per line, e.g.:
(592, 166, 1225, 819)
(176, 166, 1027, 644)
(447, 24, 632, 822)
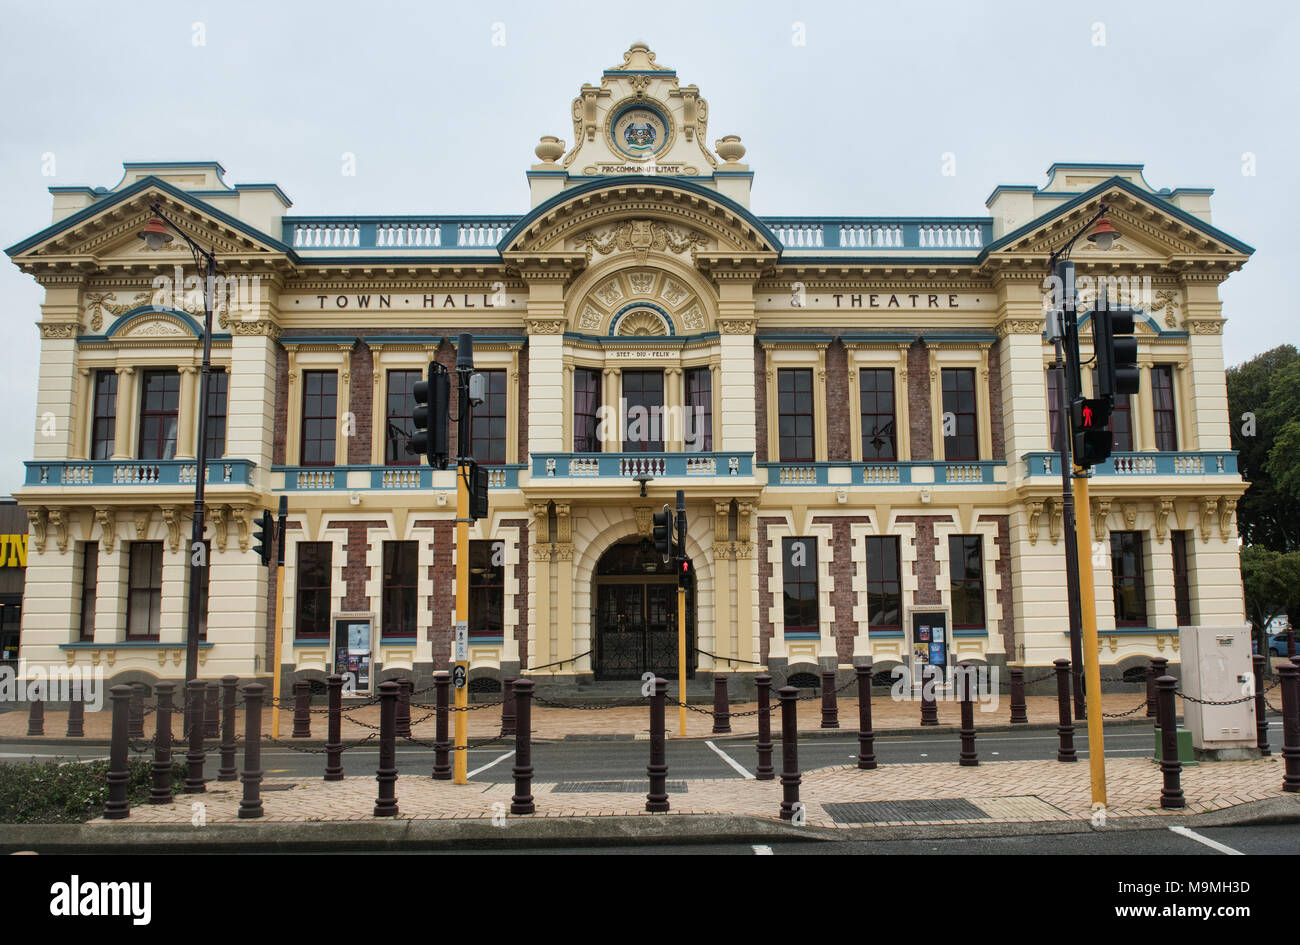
(1021, 450, 1239, 477)
(467, 636, 505, 644)
(952, 628, 989, 638)
(867, 629, 905, 638)
(562, 330, 718, 345)
(758, 460, 1004, 487)
(757, 333, 836, 344)
(610, 300, 675, 336)
(783, 631, 820, 640)
(103, 305, 204, 339)
(839, 333, 919, 344)
(380, 637, 419, 645)
(26, 459, 256, 487)
(532, 452, 753, 478)
(292, 637, 331, 646)
(280, 335, 359, 345)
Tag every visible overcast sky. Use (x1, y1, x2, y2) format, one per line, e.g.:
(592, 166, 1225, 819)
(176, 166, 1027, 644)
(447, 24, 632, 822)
(1, 0, 1296, 496)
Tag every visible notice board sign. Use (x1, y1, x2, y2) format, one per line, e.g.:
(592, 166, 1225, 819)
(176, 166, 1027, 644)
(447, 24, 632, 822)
(334, 617, 372, 692)
(909, 610, 949, 682)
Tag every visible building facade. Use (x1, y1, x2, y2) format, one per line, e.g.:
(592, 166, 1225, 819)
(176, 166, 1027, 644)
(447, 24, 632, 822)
(9, 44, 1251, 695)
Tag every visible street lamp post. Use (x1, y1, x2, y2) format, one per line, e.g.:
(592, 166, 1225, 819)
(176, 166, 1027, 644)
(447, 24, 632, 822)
(138, 205, 217, 694)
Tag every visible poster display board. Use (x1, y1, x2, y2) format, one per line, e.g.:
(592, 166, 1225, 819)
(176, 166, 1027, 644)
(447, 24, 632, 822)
(909, 610, 949, 684)
(334, 617, 372, 692)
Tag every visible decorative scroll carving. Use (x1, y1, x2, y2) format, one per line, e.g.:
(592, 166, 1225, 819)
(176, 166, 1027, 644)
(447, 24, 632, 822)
(1199, 497, 1218, 542)
(94, 508, 116, 554)
(231, 505, 251, 553)
(1027, 499, 1044, 545)
(27, 508, 48, 554)
(581, 221, 707, 264)
(1154, 498, 1174, 543)
(1150, 290, 1180, 328)
(1219, 497, 1237, 542)
(209, 505, 228, 553)
(635, 506, 652, 538)
(48, 509, 68, 554)
(161, 506, 182, 553)
(1091, 498, 1111, 536)
(736, 502, 753, 546)
(553, 503, 571, 544)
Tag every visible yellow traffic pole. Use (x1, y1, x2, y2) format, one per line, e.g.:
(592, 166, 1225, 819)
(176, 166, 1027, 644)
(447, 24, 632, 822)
(678, 586, 687, 736)
(1070, 466, 1107, 808)
(453, 461, 470, 784)
(270, 562, 285, 738)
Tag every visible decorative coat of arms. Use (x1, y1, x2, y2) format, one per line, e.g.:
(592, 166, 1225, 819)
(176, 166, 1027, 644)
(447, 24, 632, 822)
(581, 220, 706, 263)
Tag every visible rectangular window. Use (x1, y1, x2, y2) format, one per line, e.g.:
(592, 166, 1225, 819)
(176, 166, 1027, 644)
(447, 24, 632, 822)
(948, 535, 985, 630)
(469, 540, 504, 639)
(1091, 368, 1132, 452)
(91, 371, 118, 460)
(295, 542, 333, 639)
(126, 541, 163, 639)
(573, 368, 602, 453)
(1172, 530, 1192, 627)
(622, 370, 664, 452)
(941, 368, 979, 461)
(138, 370, 180, 460)
(1110, 531, 1148, 627)
(204, 369, 228, 459)
(781, 536, 819, 635)
(777, 368, 815, 462)
(300, 371, 338, 466)
(381, 541, 419, 638)
(470, 369, 508, 464)
(1152, 365, 1178, 452)
(385, 369, 423, 465)
(1047, 368, 1065, 452)
(866, 536, 901, 630)
(684, 367, 713, 452)
(859, 369, 897, 461)
(78, 542, 98, 641)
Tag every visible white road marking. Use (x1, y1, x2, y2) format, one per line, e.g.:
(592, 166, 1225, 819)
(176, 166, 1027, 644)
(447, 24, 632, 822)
(752, 844, 774, 855)
(467, 751, 515, 779)
(705, 740, 754, 779)
(1169, 826, 1244, 855)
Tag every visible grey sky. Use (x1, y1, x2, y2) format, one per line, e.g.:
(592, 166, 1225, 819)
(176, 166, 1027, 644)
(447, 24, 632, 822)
(1, 0, 1296, 496)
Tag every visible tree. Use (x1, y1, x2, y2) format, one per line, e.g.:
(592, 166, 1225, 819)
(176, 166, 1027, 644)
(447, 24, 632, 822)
(1226, 344, 1300, 551)
(1240, 545, 1300, 640)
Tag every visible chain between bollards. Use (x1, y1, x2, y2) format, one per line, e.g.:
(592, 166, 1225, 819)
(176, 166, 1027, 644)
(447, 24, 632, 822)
(855, 661, 876, 770)
(1156, 674, 1184, 809)
(510, 678, 535, 815)
(754, 673, 774, 780)
(1055, 658, 1077, 763)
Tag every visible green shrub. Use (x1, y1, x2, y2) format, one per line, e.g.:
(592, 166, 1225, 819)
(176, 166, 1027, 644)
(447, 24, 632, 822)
(0, 758, 186, 824)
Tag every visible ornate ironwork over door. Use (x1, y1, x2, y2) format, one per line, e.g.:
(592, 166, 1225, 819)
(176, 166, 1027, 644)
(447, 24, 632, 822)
(594, 581, 694, 680)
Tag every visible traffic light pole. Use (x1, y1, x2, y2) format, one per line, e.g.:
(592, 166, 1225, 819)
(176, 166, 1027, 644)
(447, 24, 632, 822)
(676, 491, 687, 737)
(452, 339, 474, 785)
(1071, 466, 1107, 809)
(270, 496, 288, 738)
(1052, 349, 1087, 718)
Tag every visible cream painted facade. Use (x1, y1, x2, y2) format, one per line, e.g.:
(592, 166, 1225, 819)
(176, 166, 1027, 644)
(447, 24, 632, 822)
(8, 44, 1251, 695)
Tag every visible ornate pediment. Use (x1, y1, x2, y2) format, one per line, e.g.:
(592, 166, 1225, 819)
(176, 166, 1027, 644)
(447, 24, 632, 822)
(580, 220, 707, 264)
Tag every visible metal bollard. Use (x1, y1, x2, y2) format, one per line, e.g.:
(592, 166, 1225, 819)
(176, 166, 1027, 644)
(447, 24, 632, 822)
(292, 680, 311, 738)
(204, 680, 220, 738)
(778, 685, 801, 821)
(432, 671, 452, 780)
(1280, 662, 1300, 793)
(26, 692, 44, 736)
(325, 674, 344, 781)
(396, 678, 412, 738)
(238, 683, 264, 819)
(1156, 675, 1184, 809)
(128, 682, 145, 739)
(711, 674, 731, 734)
(218, 675, 238, 781)
(374, 680, 399, 817)
(66, 689, 85, 738)
(820, 670, 839, 729)
(1253, 654, 1270, 757)
(1146, 656, 1168, 719)
(958, 662, 978, 766)
(510, 679, 535, 814)
(183, 679, 207, 793)
(150, 681, 175, 804)
(1054, 658, 1077, 763)
(646, 677, 670, 812)
(501, 676, 517, 736)
(855, 661, 877, 770)
(920, 664, 939, 726)
(755, 673, 775, 780)
(104, 685, 132, 820)
(1008, 666, 1028, 724)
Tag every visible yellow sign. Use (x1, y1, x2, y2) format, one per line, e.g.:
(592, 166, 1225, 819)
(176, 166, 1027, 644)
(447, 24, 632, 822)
(0, 534, 26, 569)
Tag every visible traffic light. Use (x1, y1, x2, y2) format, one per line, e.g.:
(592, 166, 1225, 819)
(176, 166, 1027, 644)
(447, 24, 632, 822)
(410, 361, 450, 469)
(674, 490, 687, 559)
(679, 557, 694, 590)
(1092, 296, 1141, 400)
(252, 509, 274, 566)
(652, 506, 673, 557)
(467, 462, 489, 521)
(1070, 397, 1114, 468)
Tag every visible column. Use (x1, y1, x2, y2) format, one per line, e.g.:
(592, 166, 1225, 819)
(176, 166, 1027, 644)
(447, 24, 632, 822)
(712, 502, 733, 662)
(603, 368, 621, 452)
(664, 367, 682, 451)
(175, 366, 198, 460)
(735, 503, 756, 665)
(112, 367, 136, 460)
(529, 505, 552, 669)
(554, 503, 574, 669)
(1136, 361, 1156, 451)
(73, 367, 94, 460)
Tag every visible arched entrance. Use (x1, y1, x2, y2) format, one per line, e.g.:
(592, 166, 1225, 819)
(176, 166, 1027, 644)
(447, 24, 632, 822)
(592, 537, 696, 681)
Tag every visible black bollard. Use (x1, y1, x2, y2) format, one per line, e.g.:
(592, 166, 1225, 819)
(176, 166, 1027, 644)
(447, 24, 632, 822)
(292, 680, 311, 738)
(128, 682, 145, 739)
(238, 683, 264, 819)
(396, 678, 412, 738)
(1253, 654, 1270, 757)
(711, 674, 731, 734)
(183, 679, 207, 793)
(1280, 662, 1300, 793)
(856, 661, 876, 770)
(778, 685, 801, 821)
(150, 681, 175, 804)
(218, 675, 238, 781)
(755, 673, 775, 780)
(26, 692, 44, 736)
(920, 664, 939, 725)
(1146, 656, 1168, 719)
(958, 662, 978, 766)
(501, 676, 517, 736)
(104, 684, 132, 820)
(1055, 658, 1077, 763)
(374, 680, 399, 817)
(66, 685, 85, 738)
(204, 680, 220, 738)
(646, 677, 670, 812)
(510, 679, 535, 814)
(325, 674, 344, 781)
(432, 671, 452, 780)
(1157, 674, 1184, 809)
(1009, 666, 1029, 724)
(820, 670, 839, 729)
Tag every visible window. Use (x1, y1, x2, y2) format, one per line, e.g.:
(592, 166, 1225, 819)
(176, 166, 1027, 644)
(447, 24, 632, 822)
(469, 540, 504, 639)
(777, 369, 815, 462)
(1172, 530, 1192, 627)
(301, 371, 338, 466)
(781, 536, 819, 635)
(684, 367, 713, 452)
(385, 369, 422, 465)
(78, 542, 98, 641)
(859, 369, 897, 461)
(573, 368, 602, 453)
(622, 370, 664, 452)
(295, 542, 332, 639)
(189, 540, 211, 641)
(1047, 368, 1065, 452)
(1110, 531, 1148, 627)
(91, 371, 117, 460)
(1151, 365, 1178, 452)
(866, 536, 901, 630)
(126, 542, 163, 639)
(470, 369, 508, 464)
(204, 369, 228, 459)
(941, 368, 979, 461)
(948, 535, 985, 629)
(381, 541, 419, 638)
(138, 370, 180, 460)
